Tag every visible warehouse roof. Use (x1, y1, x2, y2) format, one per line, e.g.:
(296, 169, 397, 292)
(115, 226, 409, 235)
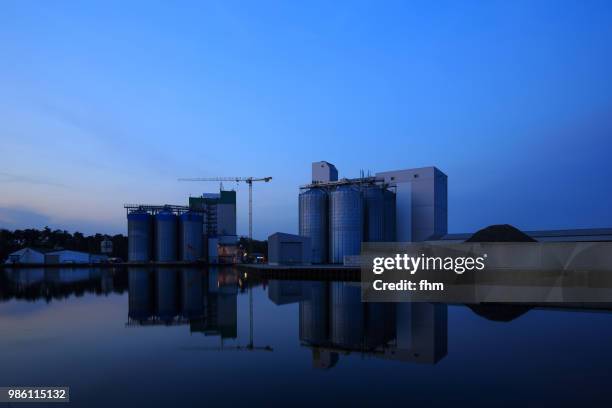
(438, 228, 612, 242)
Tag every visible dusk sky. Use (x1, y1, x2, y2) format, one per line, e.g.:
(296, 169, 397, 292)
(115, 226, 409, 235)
(1, 0, 611, 239)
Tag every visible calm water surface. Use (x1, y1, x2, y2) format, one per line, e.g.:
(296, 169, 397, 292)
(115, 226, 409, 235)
(1, 267, 611, 407)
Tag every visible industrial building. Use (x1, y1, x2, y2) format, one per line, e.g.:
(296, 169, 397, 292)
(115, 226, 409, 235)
(189, 190, 238, 263)
(5, 248, 45, 264)
(126, 204, 199, 263)
(5, 248, 107, 264)
(298, 161, 447, 264)
(125, 188, 238, 264)
(267, 233, 311, 266)
(44, 250, 108, 264)
(437, 228, 612, 243)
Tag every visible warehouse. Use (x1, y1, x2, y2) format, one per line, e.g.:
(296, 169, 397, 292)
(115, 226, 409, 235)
(268, 233, 311, 266)
(44, 250, 108, 264)
(4, 248, 45, 264)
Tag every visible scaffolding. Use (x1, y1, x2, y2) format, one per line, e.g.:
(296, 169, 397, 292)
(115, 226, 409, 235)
(123, 204, 205, 216)
(299, 176, 390, 192)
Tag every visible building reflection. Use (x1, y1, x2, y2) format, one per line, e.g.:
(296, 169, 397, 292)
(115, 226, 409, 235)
(270, 280, 448, 367)
(0, 267, 126, 301)
(127, 267, 238, 339)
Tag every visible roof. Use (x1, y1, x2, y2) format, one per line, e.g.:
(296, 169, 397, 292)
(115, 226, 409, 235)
(268, 232, 309, 242)
(438, 228, 612, 243)
(47, 249, 91, 256)
(8, 247, 54, 255)
(8, 247, 43, 256)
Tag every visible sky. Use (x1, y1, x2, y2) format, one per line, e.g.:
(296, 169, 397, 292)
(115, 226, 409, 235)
(1, 0, 611, 239)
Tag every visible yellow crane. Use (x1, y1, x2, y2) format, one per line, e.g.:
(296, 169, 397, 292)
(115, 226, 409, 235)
(178, 177, 272, 246)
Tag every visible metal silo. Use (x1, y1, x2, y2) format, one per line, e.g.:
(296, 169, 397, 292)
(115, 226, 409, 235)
(364, 186, 385, 242)
(155, 209, 178, 262)
(128, 210, 152, 262)
(384, 188, 396, 241)
(329, 185, 363, 264)
(299, 188, 328, 264)
(179, 212, 203, 261)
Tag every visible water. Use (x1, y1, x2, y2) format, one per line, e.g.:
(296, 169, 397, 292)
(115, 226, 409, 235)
(1, 266, 611, 407)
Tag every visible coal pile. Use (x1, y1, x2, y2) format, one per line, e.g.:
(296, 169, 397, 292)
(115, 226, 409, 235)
(465, 224, 536, 243)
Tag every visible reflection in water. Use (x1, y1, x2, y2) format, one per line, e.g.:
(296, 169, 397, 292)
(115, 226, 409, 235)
(2, 268, 448, 366)
(294, 281, 447, 367)
(2, 267, 612, 406)
(127, 268, 238, 339)
(0, 267, 126, 301)
(2, 267, 511, 368)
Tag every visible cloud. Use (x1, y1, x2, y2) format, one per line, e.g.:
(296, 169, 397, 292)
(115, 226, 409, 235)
(0, 206, 52, 230)
(0, 172, 67, 188)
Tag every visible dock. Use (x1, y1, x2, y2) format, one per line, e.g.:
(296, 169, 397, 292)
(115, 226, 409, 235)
(237, 264, 360, 280)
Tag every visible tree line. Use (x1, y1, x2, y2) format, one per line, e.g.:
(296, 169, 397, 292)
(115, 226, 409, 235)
(0, 227, 128, 262)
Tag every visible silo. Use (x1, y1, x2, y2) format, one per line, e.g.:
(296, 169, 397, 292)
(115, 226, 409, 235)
(329, 185, 363, 264)
(155, 210, 178, 262)
(299, 188, 328, 264)
(179, 212, 203, 261)
(128, 210, 152, 262)
(363, 186, 385, 242)
(383, 189, 397, 241)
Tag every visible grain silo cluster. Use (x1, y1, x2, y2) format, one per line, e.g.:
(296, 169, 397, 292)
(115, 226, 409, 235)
(126, 205, 205, 263)
(299, 174, 397, 264)
(288, 161, 448, 265)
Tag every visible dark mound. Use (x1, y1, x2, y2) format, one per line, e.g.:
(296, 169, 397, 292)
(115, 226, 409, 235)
(467, 304, 532, 322)
(465, 224, 536, 243)
(465, 224, 535, 322)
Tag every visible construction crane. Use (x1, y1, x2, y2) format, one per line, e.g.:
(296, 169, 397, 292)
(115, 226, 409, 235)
(177, 176, 272, 247)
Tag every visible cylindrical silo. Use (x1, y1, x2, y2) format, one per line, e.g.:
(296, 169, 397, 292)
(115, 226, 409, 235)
(329, 185, 363, 264)
(128, 210, 152, 262)
(383, 188, 396, 241)
(179, 212, 203, 261)
(299, 188, 328, 264)
(364, 186, 385, 242)
(155, 210, 178, 262)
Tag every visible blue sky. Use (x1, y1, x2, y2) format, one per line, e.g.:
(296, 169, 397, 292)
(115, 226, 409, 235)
(1, 0, 611, 239)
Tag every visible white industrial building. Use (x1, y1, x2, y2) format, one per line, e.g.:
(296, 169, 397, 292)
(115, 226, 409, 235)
(376, 166, 448, 242)
(5, 248, 45, 264)
(44, 250, 108, 264)
(312, 161, 338, 184)
(268, 233, 312, 265)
